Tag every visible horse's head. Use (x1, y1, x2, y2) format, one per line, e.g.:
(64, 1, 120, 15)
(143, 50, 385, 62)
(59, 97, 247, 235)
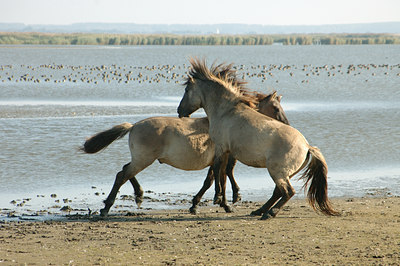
(257, 91, 290, 125)
(178, 76, 203, 118)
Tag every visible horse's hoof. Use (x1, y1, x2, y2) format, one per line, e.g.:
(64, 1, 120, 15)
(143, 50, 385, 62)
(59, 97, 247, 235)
(223, 205, 234, 213)
(260, 213, 273, 220)
(135, 196, 143, 208)
(213, 195, 223, 205)
(100, 209, 109, 217)
(250, 209, 263, 216)
(189, 206, 197, 215)
(232, 193, 242, 204)
(261, 209, 276, 220)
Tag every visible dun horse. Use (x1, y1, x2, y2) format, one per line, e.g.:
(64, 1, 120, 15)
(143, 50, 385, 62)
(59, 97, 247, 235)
(81, 65, 289, 216)
(177, 58, 339, 220)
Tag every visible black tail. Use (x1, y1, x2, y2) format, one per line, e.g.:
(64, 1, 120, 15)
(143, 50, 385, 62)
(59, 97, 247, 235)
(300, 146, 340, 216)
(81, 122, 133, 154)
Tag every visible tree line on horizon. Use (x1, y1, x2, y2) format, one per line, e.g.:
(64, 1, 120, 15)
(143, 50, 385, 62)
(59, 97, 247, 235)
(1, 32, 399, 46)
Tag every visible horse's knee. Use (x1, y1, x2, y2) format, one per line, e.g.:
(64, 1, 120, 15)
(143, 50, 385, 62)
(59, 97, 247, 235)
(283, 185, 295, 199)
(272, 176, 295, 199)
(122, 163, 131, 174)
(117, 163, 135, 183)
(117, 170, 124, 179)
(115, 163, 129, 179)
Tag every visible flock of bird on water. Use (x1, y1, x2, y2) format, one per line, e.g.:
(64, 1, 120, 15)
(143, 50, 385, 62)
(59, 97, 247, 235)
(1, 62, 399, 85)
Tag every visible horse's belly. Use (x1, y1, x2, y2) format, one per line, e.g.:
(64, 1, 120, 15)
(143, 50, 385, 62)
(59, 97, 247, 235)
(231, 145, 268, 168)
(237, 156, 267, 168)
(159, 142, 215, 170)
(158, 150, 214, 170)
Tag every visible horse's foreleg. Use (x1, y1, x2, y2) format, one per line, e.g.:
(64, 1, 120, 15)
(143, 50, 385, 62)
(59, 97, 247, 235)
(101, 163, 134, 216)
(129, 177, 144, 208)
(250, 186, 281, 216)
(261, 178, 295, 220)
(212, 152, 229, 205)
(226, 156, 241, 204)
(190, 167, 214, 214)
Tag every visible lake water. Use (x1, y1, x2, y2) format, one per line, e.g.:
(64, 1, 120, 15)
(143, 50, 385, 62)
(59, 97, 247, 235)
(0, 45, 399, 218)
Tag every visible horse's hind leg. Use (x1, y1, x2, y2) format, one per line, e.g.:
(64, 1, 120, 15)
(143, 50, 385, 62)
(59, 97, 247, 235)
(101, 162, 144, 216)
(101, 163, 134, 216)
(190, 167, 214, 214)
(261, 176, 295, 220)
(250, 185, 281, 216)
(226, 156, 241, 204)
(101, 163, 130, 216)
(219, 172, 234, 213)
(129, 177, 144, 208)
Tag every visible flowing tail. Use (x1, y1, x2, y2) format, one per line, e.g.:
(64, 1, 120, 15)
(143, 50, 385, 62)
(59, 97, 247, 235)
(80, 122, 133, 154)
(300, 146, 340, 216)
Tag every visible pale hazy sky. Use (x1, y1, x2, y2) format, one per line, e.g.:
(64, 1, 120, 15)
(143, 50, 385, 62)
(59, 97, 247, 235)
(1, 0, 399, 25)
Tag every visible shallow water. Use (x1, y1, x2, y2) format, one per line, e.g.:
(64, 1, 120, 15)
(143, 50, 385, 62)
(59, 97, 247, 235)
(0, 45, 399, 219)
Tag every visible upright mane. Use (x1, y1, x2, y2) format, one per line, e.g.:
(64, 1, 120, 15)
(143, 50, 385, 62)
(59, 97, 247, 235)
(185, 58, 259, 108)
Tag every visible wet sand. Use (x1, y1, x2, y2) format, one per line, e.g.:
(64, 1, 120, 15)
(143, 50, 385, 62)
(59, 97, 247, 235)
(1, 197, 399, 265)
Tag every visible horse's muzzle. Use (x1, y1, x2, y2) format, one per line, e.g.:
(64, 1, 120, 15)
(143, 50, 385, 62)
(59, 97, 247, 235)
(178, 112, 190, 118)
(177, 106, 188, 118)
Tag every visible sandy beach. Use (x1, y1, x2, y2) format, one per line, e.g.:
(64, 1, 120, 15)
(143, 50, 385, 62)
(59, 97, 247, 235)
(1, 197, 399, 265)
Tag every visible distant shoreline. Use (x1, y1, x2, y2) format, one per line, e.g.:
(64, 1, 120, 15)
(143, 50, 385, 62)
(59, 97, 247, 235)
(1, 32, 400, 46)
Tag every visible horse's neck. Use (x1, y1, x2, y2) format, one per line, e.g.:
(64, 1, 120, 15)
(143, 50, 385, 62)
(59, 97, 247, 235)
(203, 97, 236, 122)
(201, 83, 238, 121)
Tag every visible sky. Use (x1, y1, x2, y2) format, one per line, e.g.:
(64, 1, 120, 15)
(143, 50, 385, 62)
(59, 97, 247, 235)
(1, 0, 399, 25)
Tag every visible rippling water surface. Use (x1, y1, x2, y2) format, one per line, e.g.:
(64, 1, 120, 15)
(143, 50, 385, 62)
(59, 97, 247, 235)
(1, 45, 399, 217)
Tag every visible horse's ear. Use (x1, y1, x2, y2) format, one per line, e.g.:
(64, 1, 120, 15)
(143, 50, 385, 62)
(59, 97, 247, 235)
(257, 93, 269, 102)
(271, 91, 277, 100)
(277, 95, 282, 102)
